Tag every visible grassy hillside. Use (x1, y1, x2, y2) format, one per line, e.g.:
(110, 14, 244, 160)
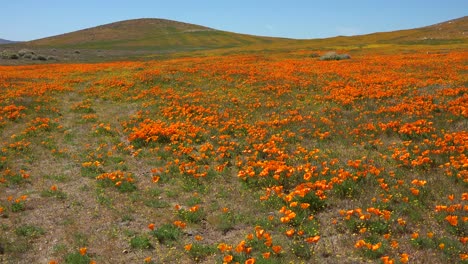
(25, 18, 292, 51)
(22, 16, 468, 52)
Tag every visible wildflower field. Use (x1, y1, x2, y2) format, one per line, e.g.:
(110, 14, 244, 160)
(0, 50, 467, 263)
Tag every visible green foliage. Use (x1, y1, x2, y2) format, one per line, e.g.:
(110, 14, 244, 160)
(41, 189, 67, 200)
(151, 224, 182, 244)
(186, 243, 216, 262)
(64, 252, 92, 264)
(130, 235, 152, 249)
(15, 225, 45, 238)
(290, 239, 313, 260)
(334, 179, 359, 198)
(11, 201, 25, 212)
(178, 206, 205, 223)
(217, 211, 237, 233)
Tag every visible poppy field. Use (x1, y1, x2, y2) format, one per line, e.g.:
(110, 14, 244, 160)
(0, 50, 467, 263)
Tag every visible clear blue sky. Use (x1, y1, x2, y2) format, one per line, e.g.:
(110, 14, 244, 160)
(2, 0, 467, 41)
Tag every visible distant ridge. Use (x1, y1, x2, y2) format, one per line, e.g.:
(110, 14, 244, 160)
(0, 38, 18, 44)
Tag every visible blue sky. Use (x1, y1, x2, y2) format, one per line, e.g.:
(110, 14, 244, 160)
(2, 0, 467, 41)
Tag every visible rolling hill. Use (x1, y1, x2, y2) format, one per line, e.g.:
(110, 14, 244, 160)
(331, 16, 468, 46)
(24, 18, 293, 51)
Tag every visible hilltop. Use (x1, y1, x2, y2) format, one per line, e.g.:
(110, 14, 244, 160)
(24, 18, 291, 51)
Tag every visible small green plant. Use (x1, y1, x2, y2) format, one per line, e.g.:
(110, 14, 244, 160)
(178, 206, 205, 223)
(151, 224, 182, 244)
(130, 235, 152, 249)
(53, 243, 67, 254)
(144, 199, 170, 208)
(186, 243, 216, 262)
(15, 225, 45, 238)
(411, 236, 436, 249)
(290, 239, 313, 260)
(334, 179, 359, 198)
(217, 211, 237, 234)
(41, 189, 67, 200)
(11, 201, 25, 212)
(64, 252, 91, 264)
(367, 220, 390, 235)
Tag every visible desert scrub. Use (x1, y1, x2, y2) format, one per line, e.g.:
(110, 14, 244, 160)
(18, 49, 34, 57)
(0, 51, 19, 59)
(319, 51, 351, 60)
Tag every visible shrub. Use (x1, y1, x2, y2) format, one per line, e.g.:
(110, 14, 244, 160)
(18, 49, 34, 57)
(309, 53, 320, 58)
(37, 55, 47, 61)
(319, 52, 351, 61)
(0, 51, 19, 59)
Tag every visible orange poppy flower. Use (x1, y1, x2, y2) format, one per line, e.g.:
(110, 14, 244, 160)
(400, 253, 409, 263)
(285, 229, 295, 237)
(305, 235, 320, 244)
(223, 255, 233, 263)
(272, 245, 282, 254)
(381, 256, 394, 264)
(371, 242, 382, 251)
(445, 215, 458, 226)
(245, 258, 255, 264)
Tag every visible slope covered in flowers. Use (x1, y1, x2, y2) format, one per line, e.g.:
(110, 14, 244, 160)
(0, 50, 466, 263)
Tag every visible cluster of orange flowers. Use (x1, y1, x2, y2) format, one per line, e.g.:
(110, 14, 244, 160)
(95, 170, 134, 187)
